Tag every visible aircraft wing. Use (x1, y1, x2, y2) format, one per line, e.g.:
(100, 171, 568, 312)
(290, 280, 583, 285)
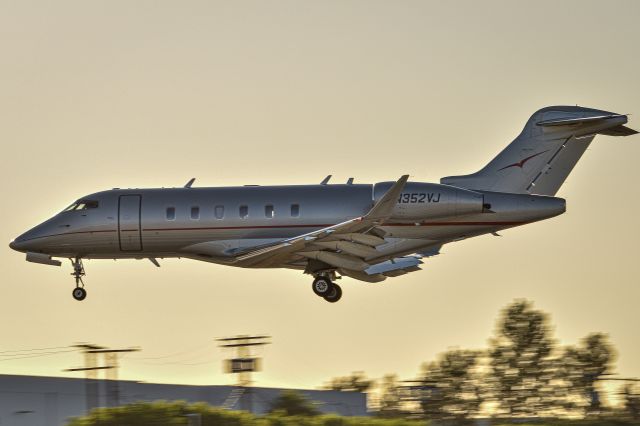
(233, 175, 409, 270)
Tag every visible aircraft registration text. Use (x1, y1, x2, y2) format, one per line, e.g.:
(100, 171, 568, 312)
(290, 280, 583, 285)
(397, 193, 441, 204)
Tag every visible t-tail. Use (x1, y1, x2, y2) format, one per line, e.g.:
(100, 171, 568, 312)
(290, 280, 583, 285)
(441, 106, 637, 195)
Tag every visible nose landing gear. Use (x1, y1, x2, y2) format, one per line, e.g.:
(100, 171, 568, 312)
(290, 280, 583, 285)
(70, 258, 87, 301)
(311, 275, 343, 303)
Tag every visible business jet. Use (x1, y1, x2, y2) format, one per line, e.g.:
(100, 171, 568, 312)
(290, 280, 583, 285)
(9, 106, 637, 302)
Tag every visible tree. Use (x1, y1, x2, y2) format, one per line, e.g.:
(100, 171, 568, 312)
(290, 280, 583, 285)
(417, 349, 483, 422)
(325, 371, 374, 393)
(623, 384, 640, 421)
(562, 333, 616, 415)
(377, 374, 405, 418)
(268, 390, 320, 416)
(67, 401, 256, 426)
(488, 300, 559, 417)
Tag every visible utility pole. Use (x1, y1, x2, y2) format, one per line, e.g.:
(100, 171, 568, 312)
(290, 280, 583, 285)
(86, 347, 140, 407)
(218, 335, 271, 413)
(65, 344, 140, 413)
(64, 344, 112, 414)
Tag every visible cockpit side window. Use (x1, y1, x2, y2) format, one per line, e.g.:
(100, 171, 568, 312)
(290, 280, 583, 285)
(82, 200, 99, 209)
(62, 200, 99, 212)
(63, 203, 78, 212)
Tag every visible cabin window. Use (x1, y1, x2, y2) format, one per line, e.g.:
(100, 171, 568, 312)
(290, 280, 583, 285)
(166, 207, 176, 220)
(290, 204, 300, 217)
(215, 205, 225, 219)
(239, 205, 249, 219)
(265, 205, 274, 218)
(190, 206, 200, 220)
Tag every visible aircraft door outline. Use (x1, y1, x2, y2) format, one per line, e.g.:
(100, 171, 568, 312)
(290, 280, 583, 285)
(118, 195, 142, 251)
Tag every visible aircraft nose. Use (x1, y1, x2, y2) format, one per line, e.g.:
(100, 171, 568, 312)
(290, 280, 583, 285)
(9, 225, 48, 253)
(9, 236, 28, 252)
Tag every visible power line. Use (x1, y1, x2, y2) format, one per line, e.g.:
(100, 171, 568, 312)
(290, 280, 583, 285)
(130, 352, 216, 366)
(0, 349, 76, 362)
(129, 357, 216, 367)
(130, 341, 214, 361)
(0, 346, 70, 355)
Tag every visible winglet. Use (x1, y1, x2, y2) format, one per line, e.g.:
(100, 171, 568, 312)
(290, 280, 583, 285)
(184, 178, 196, 188)
(366, 175, 409, 221)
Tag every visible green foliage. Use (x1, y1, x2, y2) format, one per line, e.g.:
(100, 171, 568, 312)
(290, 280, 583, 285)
(260, 414, 424, 426)
(326, 371, 375, 392)
(622, 384, 640, 421)
(66, 401, 255, 426)
(66, 401, 426, 426)
(268, 390, 320, 416)
(489, 300, 559, 417)
(417, 349, 483, 422)
(376, 374, 405, 418)
(562, 333, 616, 415)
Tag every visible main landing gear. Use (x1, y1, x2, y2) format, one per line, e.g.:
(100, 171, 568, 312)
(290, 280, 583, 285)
(312, 276, 342, 303)
(70, 257, 87, 301)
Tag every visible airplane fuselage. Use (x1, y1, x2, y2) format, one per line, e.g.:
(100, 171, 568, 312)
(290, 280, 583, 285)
(10, 181, 565, 267)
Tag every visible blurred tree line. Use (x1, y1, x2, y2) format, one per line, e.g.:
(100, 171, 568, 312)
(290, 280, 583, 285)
(67, 299, 639, 425)
(325, 300, 640, 422)
(67, 398, 427, 426)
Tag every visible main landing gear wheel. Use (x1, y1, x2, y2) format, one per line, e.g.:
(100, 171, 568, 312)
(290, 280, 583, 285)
(312, 276, 333, 297)
(72, 287, 87, 301)
(324, 284, 342, 303)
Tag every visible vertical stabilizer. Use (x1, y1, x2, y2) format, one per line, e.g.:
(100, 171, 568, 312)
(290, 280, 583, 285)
(441, 106, 637, 195)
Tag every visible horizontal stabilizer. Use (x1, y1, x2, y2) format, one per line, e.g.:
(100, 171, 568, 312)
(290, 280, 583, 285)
(599, 125, 638, 137)
(536, 114, 626, 127)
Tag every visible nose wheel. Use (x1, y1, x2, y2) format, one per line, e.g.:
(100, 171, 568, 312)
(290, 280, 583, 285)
(72, 287, 87, 301)
(70, 257, 87, 301)
(311, 276, 343, 303)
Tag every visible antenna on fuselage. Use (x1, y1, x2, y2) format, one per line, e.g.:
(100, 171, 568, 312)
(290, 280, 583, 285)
(184, 178, 196, 188)
(320, 175, 332, 185)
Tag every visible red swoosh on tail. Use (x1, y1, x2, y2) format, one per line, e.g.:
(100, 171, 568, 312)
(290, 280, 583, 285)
(498, 150, 549, 171)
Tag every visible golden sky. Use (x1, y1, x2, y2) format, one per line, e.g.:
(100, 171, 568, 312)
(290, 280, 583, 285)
(1, 0, 638, 401)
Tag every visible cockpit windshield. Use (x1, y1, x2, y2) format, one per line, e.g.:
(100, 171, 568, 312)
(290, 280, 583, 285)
(63, 200, 99, 212)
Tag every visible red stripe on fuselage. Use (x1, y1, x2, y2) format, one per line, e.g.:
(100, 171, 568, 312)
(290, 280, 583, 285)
(21, 221, 528, 242)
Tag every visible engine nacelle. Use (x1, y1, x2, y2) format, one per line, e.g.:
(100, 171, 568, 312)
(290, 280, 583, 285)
(373, 182, 485, 220)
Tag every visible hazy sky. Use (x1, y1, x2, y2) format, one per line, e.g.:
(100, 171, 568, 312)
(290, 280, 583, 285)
(1, 0, 638, 402)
